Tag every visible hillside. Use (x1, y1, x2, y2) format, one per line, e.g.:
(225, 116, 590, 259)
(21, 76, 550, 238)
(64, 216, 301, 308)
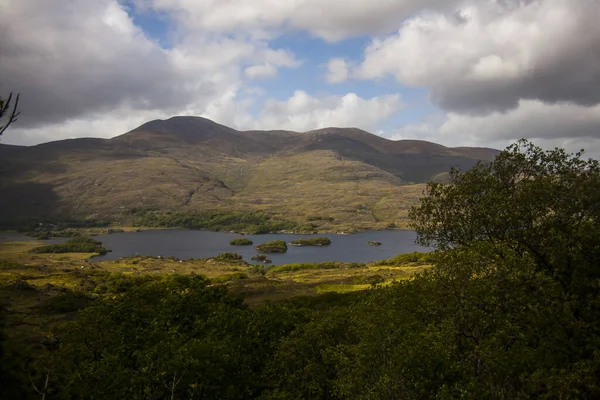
(0, 116, 499, 230)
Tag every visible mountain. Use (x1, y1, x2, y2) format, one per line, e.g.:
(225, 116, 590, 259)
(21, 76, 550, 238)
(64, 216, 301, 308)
(0, 117, 499, 230)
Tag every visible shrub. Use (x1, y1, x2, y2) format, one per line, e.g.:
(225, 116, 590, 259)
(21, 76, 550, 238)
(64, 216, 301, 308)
(210, 272, 248, 283)
(269, 261, 364, 273)
(215, 252, 244, 262)
(30, 237, 110, 255)
(289, 237, 331, 246)
(255, 240, 287, 253)
(229, 238, 253, 246)
(40, 291, 93, 313)
(374, 252, 432, 266)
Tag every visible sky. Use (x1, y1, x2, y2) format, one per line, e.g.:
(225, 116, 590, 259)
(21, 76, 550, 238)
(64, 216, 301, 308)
(1, 0, 600, 155)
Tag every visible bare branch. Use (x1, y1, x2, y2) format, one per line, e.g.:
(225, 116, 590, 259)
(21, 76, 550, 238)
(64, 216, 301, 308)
(0, 92, 20, 136)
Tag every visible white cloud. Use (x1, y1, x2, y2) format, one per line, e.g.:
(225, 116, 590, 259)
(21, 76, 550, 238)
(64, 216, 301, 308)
(263, 48, 303, 68)
(439, 100, 600, 142)
(0, 0, 301, 144)
(390, 100, 600, 157)
(354, 0, 600, 113)
(245, 64, 278, 80)
(254, 91, 402, 132)
(140, 0, 451, 41)
(326, 58, 349, 83)
(2, 107, 173, 146)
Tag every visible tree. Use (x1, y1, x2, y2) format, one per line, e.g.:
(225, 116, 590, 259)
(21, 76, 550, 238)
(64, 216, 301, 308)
(408, 139, 600, 397)
(410, 139, 600, 296)
(0, 92, 20, 136)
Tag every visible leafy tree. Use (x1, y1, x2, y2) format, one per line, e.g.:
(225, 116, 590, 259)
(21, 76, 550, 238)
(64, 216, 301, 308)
(407, 139, 600, 397)
(0, 92, 20, 136)
(410, 139, 600, 297)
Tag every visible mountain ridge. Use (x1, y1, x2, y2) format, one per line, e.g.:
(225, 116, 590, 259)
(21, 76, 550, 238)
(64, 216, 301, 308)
(0, 116, 500, 231)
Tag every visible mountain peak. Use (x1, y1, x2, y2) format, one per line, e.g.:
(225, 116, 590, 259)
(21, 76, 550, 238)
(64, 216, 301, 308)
(117, 116, 238, 145)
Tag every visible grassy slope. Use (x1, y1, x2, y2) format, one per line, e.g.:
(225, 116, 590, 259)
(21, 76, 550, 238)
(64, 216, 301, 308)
(2, 147, 425, 230)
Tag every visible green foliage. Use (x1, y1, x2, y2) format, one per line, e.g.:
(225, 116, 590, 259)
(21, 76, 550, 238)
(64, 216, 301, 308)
(251, 254, 268, 261)
(131, 210, 298, 234)
(255, 240, 288, 253)
(229, 237, 253, 246)
(374, 251, 432, 266)
(90, 272, 157, 294)
(270, 261, 363, 273)
(249, 265, 267, 275)
(32, 275, 314, 399)
(215, 252, 244, 262)
(39, 291, 93, 314)
(211, 272, 249, 283)
(289, 237, 331, 246)
(410, 139, 600, 296)
(29, 236, 110, 255)
(5, 140, 600, 400)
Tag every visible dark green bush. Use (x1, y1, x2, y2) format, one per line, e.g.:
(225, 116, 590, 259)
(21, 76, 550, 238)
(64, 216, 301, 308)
(289, 237, 331, 246)
(255, 240, 287, 253)
(40, 291, 93, 313)
(229, 238, 253, 246)
(215, 252, 244, 262)
(29, 237, 110, 255)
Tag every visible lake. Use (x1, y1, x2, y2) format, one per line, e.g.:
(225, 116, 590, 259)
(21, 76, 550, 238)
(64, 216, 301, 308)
(92, 229, 430, 265)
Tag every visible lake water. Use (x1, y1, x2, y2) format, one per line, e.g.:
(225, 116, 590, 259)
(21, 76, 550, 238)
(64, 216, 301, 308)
(92, 229, 429, 265)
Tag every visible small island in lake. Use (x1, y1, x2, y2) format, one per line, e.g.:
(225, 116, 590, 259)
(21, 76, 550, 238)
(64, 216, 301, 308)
(229, 238, 253, 246)
(367, 241, 382, 246)
(289, 237, 332, 246)
(255, 240, 288, 253)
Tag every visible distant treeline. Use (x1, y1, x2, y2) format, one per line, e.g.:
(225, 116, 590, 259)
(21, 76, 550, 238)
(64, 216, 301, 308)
(29, 237, 110, 256)
(0, 218, 110, 233)
(129, 209, 301, 234)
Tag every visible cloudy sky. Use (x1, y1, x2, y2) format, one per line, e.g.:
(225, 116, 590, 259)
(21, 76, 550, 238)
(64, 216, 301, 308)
(1, 0, 599, 154)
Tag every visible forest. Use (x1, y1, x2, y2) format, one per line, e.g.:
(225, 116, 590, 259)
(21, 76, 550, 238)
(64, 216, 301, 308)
(1, 140, 599, 399)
